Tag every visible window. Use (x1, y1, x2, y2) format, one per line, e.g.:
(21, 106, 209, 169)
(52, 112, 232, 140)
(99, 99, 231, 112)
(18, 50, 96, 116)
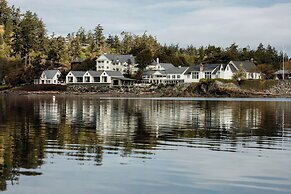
(85, 77, 90, 82)
(68, 77, 73, 83)
(177, 75, 181, 79)
(102, 76, 107, 83)
(77, 77, 83, 83)
(94, 77, 100, 82)
(205, 72, 212, 79)
(192, 72, 199, 79)
(172, 75, 176, 79)
(167, 75, 170, 79)
(107, 66, 109, 69)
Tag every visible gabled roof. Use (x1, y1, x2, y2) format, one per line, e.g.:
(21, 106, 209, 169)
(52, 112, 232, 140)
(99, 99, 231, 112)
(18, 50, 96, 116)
(165, 67, 188, 74)
(102, 54, 135, 64)
(204, 64, 220, 72)
(105, 71, 124, 77)
(185, 65, 200, 74)
(274, 70, 291, 75)
(160, 63, 175, 70)
(185, 64, 220, 74)
(43, 70, 60, 79)
(230, 61, 257, 72)
(70, 71, 86, 77)
(87, 70, 102, 77)
(228, 64, 238, 72)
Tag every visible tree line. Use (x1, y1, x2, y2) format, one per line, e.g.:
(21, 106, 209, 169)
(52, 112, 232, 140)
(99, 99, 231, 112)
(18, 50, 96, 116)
(0, 0, 289, 85)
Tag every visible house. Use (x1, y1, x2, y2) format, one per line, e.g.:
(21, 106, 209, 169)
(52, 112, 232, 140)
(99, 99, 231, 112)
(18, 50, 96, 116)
(274, 70, 291, 80)
(142, 63, 188, 84)
(66, 71, 86, 84)
(146, 58, 175, 71)
(37, 70, 62, 84)
(96, 54, 138, 75)
(164, 66, 189, 84)
(184, 64, 220, 83)
(66, 70, 134, 86)
(222, 61, 261, 79)
(83, 71, 103, 83)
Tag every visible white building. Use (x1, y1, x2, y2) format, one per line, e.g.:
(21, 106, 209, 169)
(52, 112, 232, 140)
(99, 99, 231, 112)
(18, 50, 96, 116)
(184, 61, 261, 83)
(66, 70, 134, 86)
(146, 58, 176, 71)
(143, 61, 189, 84)
(96, 54, 139, 75)
(221, 61, 261, 80)
(184, 64, 220, 83)
(37, 70, 62, 84)
(66, 71, 86, 84)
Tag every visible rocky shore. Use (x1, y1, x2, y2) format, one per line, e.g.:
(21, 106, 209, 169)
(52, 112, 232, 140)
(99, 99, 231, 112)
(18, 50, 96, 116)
(1, 80, 291, 98)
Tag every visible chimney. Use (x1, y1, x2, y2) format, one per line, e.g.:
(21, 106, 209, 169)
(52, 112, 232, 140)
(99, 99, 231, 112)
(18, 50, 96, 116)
(200, 64, 204, 72)
(156, 58, 160, 64)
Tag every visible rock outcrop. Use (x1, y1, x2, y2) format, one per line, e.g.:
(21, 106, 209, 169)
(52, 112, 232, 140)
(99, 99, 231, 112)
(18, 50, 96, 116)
(267, 81, 291, 95)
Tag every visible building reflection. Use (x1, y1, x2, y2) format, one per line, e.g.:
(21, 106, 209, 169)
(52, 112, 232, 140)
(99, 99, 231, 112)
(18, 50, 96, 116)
(0, 95, 291, 191)
(32, 97, 291, 138)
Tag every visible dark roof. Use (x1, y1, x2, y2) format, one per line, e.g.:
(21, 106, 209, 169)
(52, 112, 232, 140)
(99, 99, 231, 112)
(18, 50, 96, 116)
(160, 63, 175, 70)
(231, 61, 257, 71)
(105, 71, 124, 77)
(70, 71, 86, 77)
(143, 71, 159, 76)
(87, 70, 102, 77)
(229, 64, 238, 72)
(204, 64, 220, 72)
(185, 64, 220, 74)
(103, 54, 135, 64)
(165, 67, 188, 74)
(185, 65, 200, 74)
(43, 70, 60, 79)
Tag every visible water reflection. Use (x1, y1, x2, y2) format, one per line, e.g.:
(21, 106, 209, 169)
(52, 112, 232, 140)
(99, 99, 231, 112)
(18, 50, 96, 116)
(0, 95, 290, 193)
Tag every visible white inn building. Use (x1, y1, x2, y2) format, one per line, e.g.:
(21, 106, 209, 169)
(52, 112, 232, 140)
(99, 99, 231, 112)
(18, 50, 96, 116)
(96, 54, 139, 75)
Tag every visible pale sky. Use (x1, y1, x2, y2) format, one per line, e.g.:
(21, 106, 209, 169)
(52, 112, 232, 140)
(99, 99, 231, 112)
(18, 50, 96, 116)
(8, 0, 291, 56)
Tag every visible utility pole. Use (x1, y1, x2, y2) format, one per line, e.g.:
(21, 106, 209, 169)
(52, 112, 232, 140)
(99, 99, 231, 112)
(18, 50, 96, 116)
(283, 49, 285, 80)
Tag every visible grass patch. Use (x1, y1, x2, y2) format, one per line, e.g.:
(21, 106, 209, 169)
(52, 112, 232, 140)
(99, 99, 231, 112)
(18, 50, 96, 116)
(14, 84, 67, 91)
(239, 80, 279, 91)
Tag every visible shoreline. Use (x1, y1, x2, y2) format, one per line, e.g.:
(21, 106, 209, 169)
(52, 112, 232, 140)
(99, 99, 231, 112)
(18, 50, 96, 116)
(1, 90, 291, 99)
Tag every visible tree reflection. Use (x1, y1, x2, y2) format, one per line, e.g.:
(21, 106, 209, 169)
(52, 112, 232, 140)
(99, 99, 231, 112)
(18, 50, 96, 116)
(0, 95, 290, 191)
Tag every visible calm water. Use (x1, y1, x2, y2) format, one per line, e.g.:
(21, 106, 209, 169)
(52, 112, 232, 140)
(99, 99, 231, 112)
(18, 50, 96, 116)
(0, 95, 291, 194)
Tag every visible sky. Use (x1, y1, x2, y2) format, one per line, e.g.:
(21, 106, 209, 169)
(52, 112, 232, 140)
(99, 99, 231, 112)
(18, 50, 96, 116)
(8, 0, 291, 56)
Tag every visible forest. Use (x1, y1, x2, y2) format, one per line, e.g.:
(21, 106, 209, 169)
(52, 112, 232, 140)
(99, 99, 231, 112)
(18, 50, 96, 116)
(0, 0, 290, 86)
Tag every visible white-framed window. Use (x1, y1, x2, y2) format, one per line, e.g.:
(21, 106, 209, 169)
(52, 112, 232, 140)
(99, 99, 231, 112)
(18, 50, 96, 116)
(177, 75, 181, 79)
(192, 72, 199, 79)
(68, 77, 73, 83)
(172, 75, 176, 79)
(205, 72, 211, 79)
